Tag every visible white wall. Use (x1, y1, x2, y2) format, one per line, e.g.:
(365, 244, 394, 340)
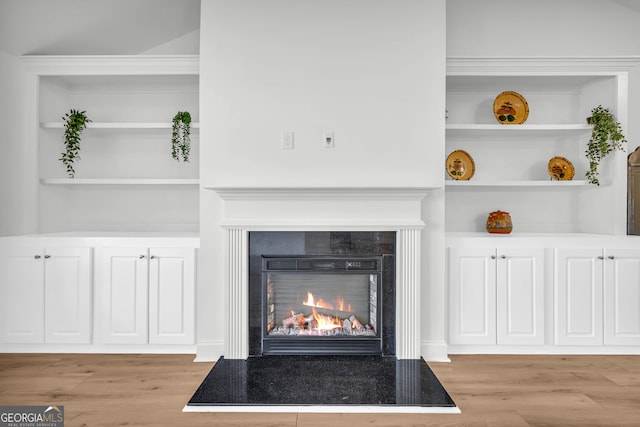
(198, 0, 447, 360)
(447, 0, 640, 57)
(0, 51, 30, 236)
(201, 0, 445, 189)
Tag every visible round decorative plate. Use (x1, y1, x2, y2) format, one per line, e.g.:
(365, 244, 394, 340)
(548, 156, 575, 181)
(493, 91, 529, 124)
(446, 150, 475, 180)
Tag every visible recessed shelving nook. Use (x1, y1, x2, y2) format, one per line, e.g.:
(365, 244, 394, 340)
(445, 58, 634, 235)
(22, 55, 200, 232)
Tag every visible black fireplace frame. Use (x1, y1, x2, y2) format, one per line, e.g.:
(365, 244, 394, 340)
(248, 231, 396, 357)
(261, 255, 384, 355)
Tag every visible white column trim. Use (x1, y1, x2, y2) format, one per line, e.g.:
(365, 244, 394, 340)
(224, 228, 249, 359)
(396, 229, 422, 359)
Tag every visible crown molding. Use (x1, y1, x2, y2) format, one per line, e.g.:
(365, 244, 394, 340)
(447, 56, 640, 75)
(20, 54, 199, 75)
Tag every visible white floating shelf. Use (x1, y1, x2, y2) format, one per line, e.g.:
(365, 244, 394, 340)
(445, 179, 607, 188)
(40, 178, 199, 185)
(40, 122, 200, 129)
(446, 124, 591, 132)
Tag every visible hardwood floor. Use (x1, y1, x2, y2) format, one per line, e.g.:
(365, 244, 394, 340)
(1, 354, 640, 426)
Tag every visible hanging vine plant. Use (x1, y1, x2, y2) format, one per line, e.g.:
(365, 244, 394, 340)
(585, 105, 626, 185)
(171, 111, 191, 162)
(59, 109, 91, 178)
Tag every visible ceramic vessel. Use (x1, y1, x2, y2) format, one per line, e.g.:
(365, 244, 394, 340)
(486, 210, 513, 234)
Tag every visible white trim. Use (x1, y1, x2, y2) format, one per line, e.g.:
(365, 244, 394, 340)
(194, 340, 224, 362)
(0, 344, 196, 354)
(217, 220, 425, 231)
(208, 186, 436, 200)
(224, 229, 249, 359)
(447, 344, 640, 355)
(21, 55, 199, 75)
(421, 340, 451, 362)
(396, 229, 422, 359)
(183, 404, 461, 414)
(447, 56, 640, 75)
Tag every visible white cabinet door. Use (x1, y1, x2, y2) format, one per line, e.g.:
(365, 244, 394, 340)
(148, 247, 195, 345)
(0, 247, 45, 344)
(604, 248, 640, 345)
(101, 247, 149, 344)
(448, 247, 497, 345)
(44, 247, 92, 344)
(555, 248, 603, 346)
(496, 248, 545, 345)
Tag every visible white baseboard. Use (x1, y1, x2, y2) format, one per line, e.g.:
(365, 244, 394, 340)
(421, 340, 450, 362)
(447, 344, 640, 355)
(0, 343, 197, 354)
(194, 340, 224, 362)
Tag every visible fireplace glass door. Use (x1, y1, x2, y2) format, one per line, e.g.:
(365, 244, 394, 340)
(261, 256, 382, 355)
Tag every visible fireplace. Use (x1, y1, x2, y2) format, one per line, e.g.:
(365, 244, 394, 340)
(262, 255, 383, 355)
(249, 231, 396, 356)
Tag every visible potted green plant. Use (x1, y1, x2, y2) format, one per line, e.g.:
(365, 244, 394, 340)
(171, 111, 191, 162)
(585, 105, 626, 185)
(59, 109, 91, 178)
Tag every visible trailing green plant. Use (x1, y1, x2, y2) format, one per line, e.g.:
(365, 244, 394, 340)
(171, 111, 191, 162)
(59, 109, 91, 178)
(585, 105, 626, 185)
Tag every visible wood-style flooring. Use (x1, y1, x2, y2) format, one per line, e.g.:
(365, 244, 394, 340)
(1, 353, 640, 426)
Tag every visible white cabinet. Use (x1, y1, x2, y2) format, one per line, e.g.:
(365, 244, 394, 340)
(555, 248, 640, 346)
(448, 247, 544, 346)
(554, 248, 603, 345)
(603, 249, 640, 345)
(0, 247, 92, 344)
(100, 247, 195, 345)
(448, 247, 496, 345)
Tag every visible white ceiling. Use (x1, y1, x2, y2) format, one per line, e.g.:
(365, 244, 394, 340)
(0, 0, 200, 56)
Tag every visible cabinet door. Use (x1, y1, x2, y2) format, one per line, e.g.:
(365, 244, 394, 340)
(0, 247, 45, 343)
(496, 248, 544, 345)
(448, 247, 496, 345)
(148, 248, 196, 345)
(100, 247, 149, 344)
(555, 248, 603, 346)
(44, 247, 92, 344)
(604, 248, 640, 345)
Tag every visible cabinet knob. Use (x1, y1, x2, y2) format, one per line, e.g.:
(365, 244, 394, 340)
(491, 255, 496, 260)
(598, 256, 604, 260)
(150, 255, 156, 259)
(34, 255, 41, 259)
(44, 255, 51, 259)
(608, 255, 615, 260)
(500, 255, 507, 259)
(139, 255, 146, 259)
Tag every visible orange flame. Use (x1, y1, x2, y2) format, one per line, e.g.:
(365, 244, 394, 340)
(302, 291, 353, 313)
(311, 307, 342, 330)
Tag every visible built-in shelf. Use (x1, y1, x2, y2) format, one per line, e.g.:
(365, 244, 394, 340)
(40, 122, 200, 129)
(445, 179, 606, 188)
(40, 178, 199, 185)
(446, 124, 591, 132)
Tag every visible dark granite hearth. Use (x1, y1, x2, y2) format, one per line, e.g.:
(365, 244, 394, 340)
(186, 355, 456, 411)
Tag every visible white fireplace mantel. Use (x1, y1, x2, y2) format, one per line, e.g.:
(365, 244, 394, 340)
(206, 186, 436, 230)
(206, 186, 436, 360)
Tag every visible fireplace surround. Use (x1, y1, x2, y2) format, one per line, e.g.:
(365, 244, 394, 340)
(249, 231, 396, 356)
(206, 186, 440, 361)
(188, 187, 456, 412)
